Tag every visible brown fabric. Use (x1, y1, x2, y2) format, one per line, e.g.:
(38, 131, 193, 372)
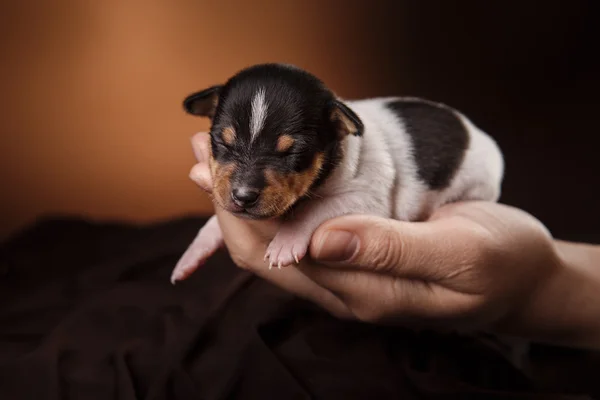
(0, 216, 598, 399)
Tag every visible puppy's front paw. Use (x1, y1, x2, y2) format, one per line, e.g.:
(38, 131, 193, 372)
(264, 228, 311, 269)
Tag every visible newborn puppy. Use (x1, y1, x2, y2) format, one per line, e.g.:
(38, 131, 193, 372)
(171, 63, 504, 283)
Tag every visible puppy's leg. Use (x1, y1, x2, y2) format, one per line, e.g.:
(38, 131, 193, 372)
(170, 215, 224, 284)
(265, 192, 389, 268)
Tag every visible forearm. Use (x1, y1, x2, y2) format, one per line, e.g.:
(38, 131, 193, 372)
(501, 240, 600, 349)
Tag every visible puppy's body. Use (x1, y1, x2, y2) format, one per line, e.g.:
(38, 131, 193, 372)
(332, 97, 503, 221)
(171, 64, 504, 283)
(262, 97, 503, 267)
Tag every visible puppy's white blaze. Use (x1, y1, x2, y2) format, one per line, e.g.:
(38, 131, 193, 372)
(250, 88, 268, 141)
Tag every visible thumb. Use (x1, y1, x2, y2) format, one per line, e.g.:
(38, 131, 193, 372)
(309, 214, 469, 281)
(189, 163, 213, 193)
(191, 131, 211, 162)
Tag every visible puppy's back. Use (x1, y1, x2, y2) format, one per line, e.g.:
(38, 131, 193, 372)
(335, 96, 504, 221)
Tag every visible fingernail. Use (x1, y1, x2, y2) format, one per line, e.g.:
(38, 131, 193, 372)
(314, 230, 359, 262)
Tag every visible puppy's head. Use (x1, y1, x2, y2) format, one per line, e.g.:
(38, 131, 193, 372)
(183, 63, 363, 219)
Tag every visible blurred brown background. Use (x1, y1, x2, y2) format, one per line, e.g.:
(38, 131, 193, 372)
(1, 0, 598, 241)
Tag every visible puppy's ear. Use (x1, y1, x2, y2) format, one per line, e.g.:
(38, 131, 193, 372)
(329, 99, 364, 138)
(183, 85, 223, 119)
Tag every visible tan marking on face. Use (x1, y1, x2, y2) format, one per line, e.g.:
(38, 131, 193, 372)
(276, 134, 295, 152)
(259, 152, 325, 217)
(209, 152, 236, 210)
(222, 126, 236, 145)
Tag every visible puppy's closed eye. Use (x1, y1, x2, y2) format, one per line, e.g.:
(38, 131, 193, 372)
(276, 135, 313, 157)
(212, 127, 237, 153)
(212, 138, 231, 151)
(282, 149, 310, 157)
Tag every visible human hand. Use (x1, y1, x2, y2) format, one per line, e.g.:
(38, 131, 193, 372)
(301, 201, 559, 330)
(188, 132, 599, 347)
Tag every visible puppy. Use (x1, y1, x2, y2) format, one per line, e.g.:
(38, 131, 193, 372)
(170, 63, 504, 283)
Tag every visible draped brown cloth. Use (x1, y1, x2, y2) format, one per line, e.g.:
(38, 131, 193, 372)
(1, 216, 598, 399)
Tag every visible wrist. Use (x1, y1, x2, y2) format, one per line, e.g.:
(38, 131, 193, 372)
(497, 240, 600, 349)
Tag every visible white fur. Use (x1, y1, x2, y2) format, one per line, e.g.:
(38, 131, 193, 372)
(314, 97, 504, 222)
(250, 88, 268, 141)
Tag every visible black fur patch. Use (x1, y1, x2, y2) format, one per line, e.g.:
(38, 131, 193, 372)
(387, 99, 469, 190)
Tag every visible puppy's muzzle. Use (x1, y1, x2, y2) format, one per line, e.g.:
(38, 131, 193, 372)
(231, 186, 260, 208)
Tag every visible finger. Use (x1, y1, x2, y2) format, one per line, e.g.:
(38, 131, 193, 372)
(189, 163, 213, 193)
(298, 263, 481, 325)
(191, 132, 211, 162)
(207, 204, 353, 317)
(309, 214, 480, 281)
(214, 206, 281, 241)
(213, 209, 353, 318)
(253, 262, 354, 319)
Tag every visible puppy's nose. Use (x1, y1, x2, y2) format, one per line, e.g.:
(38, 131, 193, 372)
(231, 187, 260, 208)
